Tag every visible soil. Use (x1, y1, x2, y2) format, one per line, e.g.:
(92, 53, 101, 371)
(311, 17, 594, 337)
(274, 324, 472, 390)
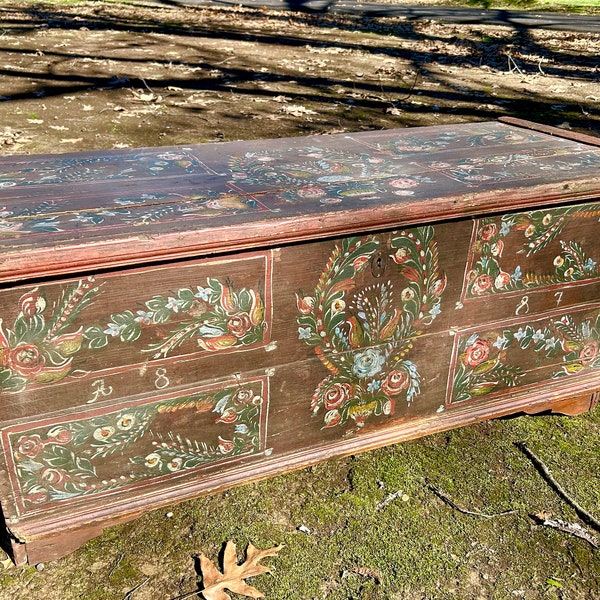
(0, 0, 599, 157)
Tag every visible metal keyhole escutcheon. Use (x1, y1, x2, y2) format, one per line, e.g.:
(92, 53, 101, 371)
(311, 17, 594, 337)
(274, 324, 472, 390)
(371, 251, 388, 278)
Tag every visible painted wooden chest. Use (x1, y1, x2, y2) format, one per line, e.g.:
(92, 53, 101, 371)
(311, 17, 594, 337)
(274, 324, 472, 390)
(1, 118, 599, 565)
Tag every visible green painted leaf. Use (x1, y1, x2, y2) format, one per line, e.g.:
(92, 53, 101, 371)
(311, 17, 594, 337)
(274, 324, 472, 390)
(146, 295, 168, 311)
(120, 322, 142, 343)
(84, 325, 108, 350)
(152, 307, 172, 324)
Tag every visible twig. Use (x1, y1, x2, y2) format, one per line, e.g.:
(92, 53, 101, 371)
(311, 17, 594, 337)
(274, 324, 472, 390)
(429, 485, 516, 519)
(531, 513, 599, 548)
(108, 552, 124, 578)
(506, 53, 525, 76)
(122, 578, 150, 600)
(516, 442, 600, 532)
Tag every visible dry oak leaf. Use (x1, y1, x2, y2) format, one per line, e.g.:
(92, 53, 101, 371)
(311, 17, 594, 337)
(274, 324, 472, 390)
(199, 540, 283, 600)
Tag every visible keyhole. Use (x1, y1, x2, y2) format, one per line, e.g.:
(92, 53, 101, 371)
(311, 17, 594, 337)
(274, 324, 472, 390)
(371, 251, 387, 278)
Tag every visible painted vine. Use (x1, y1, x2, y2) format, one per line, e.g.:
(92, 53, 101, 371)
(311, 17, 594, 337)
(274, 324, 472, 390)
(297, 228, 446, 428)
(466, 203, 600, 297)
(451, 311, 600, 404)
(0, 276, 266, 392)
(11, 384, 263, 507)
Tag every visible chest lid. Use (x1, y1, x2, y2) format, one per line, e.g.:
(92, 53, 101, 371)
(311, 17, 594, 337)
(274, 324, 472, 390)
(1, 118, 599, 284)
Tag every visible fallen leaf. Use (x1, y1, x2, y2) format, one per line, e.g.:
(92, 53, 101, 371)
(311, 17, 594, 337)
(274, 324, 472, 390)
(82, 104, 94, 111)
(27, 118, 44, 124)
(60, 138, 83, 144)
(49, 125, 69, 131)
(199, 540, 283, 600)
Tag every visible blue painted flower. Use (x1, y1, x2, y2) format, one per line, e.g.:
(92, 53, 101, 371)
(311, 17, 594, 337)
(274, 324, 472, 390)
(584, 258, 597, 272)
(352, 348, 386, 379)
(135, 310, 153, 324)
(104, 322, 123, 337)
(195, 286, 211, 301)
(298, 326, 312, 340)
(500, 221, 511, 236)
(166, 297, 182, 312)
(514, 327, 526, 341)
(532, 329, 545, 343)
(235, 424, 249, 434)
(493, 335, 509, 350)
(367, 380, 381, 393)
(511, 266, 522, 281)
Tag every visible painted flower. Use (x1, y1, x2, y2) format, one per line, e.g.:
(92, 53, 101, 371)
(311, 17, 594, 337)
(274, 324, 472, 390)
(494, 271, 511, 289)
(297, 185, 326, 199)
(104, 322, 123, 337)
(542, 213, 552, 225)
(392, 247, 410, 265)
(145, 453, 162, 468)
(117, 414, 136, 431)
(490, 240, 504, 257)
(429, 273, 447, 298)
(93, 426, 115, 441)
(462, 339, 490, 368)
(227, 312, 253, 338)
(15, 434, 44, 459)
(6, 343, 46, 377)
(382, 369, 410, 396)
(215, 408, 238, 424)
(167, 458, 183, 472)
(331, 299, 346, 315)
(524, 224, 536, 238)
(232, 388, 255, 405)
(470, 274, 493, 295)
(195, 286, 211, 301)
(47, 426, 73, 445)
(296, 294, 315, 315)
(134, 310, 153, 324)
(41, 467, 68, 488)
(389, 177, 419, 189)
(401, 287, 415, 302)
(298, 326, 312, 340)
(579, 341, 599, 365)
(18, 288, 46, 318)
(479, 223, 497, 241)
(166, 297, 182, 312)
(352, 348, 386, 379)
(218, 437, 234, 454)
(323, 409, 341, 428)
(322, 382, 352, 410)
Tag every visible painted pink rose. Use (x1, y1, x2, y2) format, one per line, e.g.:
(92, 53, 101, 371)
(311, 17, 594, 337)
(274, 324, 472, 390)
(41, 467, 67, 488)
(463, 339, 490, 368)
(48, 428, 73, 445)
(297, 186, 326, 199)
(323, 382, 352, 410)
(579, 341, 599, 365)
(227, 312, 253, 338)
(6, 343, 46, 377)
(479, 223, 497, 241)
(471, 274, 493, 296)
(382, 369, 410, 396)
(15, 434, 44, 459)
(233, 388, 255, 405)
(389, 177, 419, 189)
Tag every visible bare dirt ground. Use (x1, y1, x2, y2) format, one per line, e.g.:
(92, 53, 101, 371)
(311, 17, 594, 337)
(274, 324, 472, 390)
(0, 0, 599, 157)
(0, 3, 599, 599)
